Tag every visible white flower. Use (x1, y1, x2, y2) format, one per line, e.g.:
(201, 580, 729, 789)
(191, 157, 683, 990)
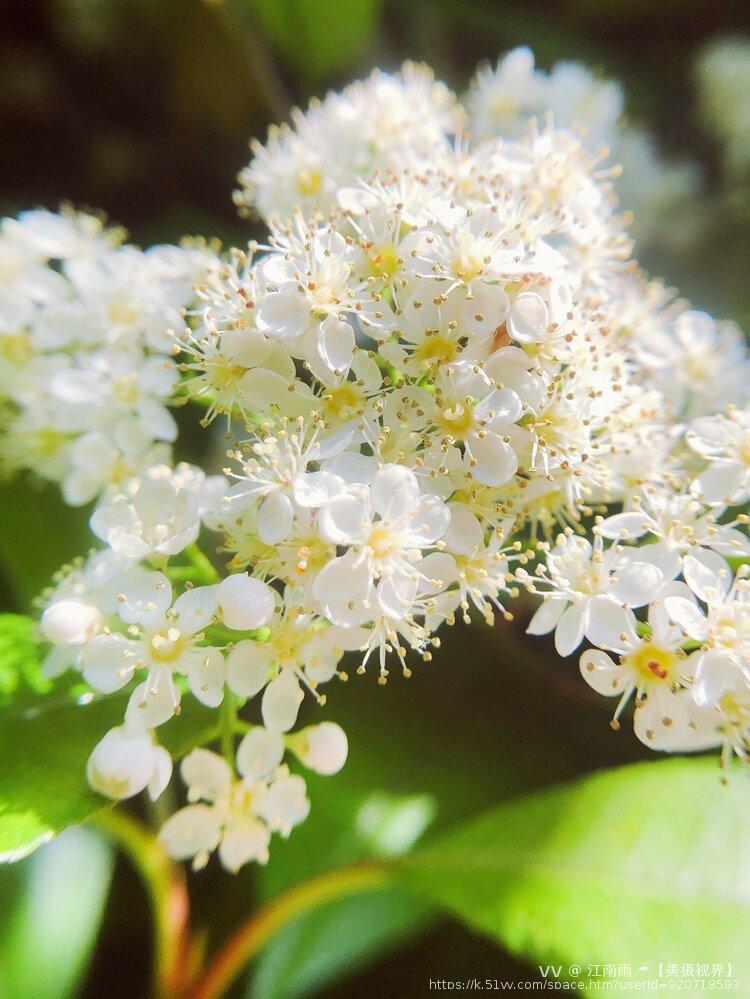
(687, 407, 750, 505)
(314, 464, 450, 626)
(159, 728, 310, 872)
(79, 573, 225, 716)
(665, 559, 750, 710)
(62, 431, 171, 507)
(226, 605, 360, 731)
(579, 585, 697, 747)
(525, 532, 663, 656)
(467, 47, 544, 141)
(424, 358, 522, 487)
(225, 417, 350, 545)
(87, 725, 172, 801)
(595, 488, 750, 579)
(438, 505, 517, 624)
(91, 478, 200, 559)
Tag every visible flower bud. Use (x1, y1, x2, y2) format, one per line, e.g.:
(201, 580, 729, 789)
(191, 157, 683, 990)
(290, 722, 348, 775)
(217, 573, 275, 630)
(41, 599, 103, 645)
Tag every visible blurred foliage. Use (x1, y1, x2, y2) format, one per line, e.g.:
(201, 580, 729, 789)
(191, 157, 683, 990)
(0, 827, 113, 999)
(1, 1, 750, 997)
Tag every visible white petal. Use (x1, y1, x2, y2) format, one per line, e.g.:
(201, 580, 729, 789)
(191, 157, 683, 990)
(611, 560, 663, 608)
(159, 804, 222, 861)
(663, 596, 708, 642)
(80, 634, 138, 693)
(181, 748, 232, 802)
(148, 746, 173, 801)
(417, 552, 459, 594)
(682, 551, 731, 601)
(256, 773, 310, 835)
(318, 315, 355, 373)
(257, 491, 294, 544)
(125, 677, 179, 732)
(261, 670, 304, 732)
(697, 463, 744, 505)
(595, 512, 650, 540)
(554, 602, 587, 657)
(218, 818, 270, 871)
(293, 471, 344, 508)
(370, 465, 419, 519)
(579, 649, 625, 697)
(467, 431, 518, 487)
(185, 647, 226, 708)
(87, 727, 156, 801)
(507, 292, 548, 343)
(255, 287, 310, 339)
(692, 650, 737, 708)
(173, 585, 219, 635)
(313, 549, 371, 605)
(585, 597, 638, 654)
(444, 506, 483, 556)
(318, 495, 370, 546)
(118, 571, 172, 628)
(377, 568, 419, 619)
(461, 283, 510, 336)
(217, 574, 276, 630)
(408, 494, 450, 546)
(527, 597, 566, 636)
(226, 640, 274, 698)
(236, 726, 284, 780)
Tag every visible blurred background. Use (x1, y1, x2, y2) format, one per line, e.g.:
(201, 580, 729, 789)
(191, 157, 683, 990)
(1, 1, 749, 996)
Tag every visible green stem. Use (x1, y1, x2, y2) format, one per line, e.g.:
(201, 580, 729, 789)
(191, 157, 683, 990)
(188, 862, 390, 999)
(219, 690, 237, 768)
(185, 544, 220, 585)
(95, 810, 193, 999)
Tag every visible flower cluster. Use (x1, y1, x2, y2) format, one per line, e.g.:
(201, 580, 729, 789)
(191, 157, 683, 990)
(8, 54, 750, 873)
(0, 208, 217, 505)
(466, 47, 699, 249)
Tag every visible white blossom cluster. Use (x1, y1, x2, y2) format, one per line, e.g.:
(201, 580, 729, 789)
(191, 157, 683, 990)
(0, 208, 217, 506)
(466, 47, 700, 250)
(6, 57, 750, 873)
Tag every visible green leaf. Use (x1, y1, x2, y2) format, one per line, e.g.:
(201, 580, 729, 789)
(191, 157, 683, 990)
(397, 758, 750, 985)
(251, 888, 433, 999)
(250, 0, 381, 82)
(0, 478, 91, 611)
(0, 692, 216, 863)
(0, 825, 114, 999)
(0, 614, 52, 705)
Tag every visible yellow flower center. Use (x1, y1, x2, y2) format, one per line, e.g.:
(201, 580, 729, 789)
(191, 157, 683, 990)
(296, 169, 323, 197)
(108, 297, 140, 327)
(209, 356, 246, 391)
(439, 400, 474, 437)
(150, 627, 187, 665)
(113, 374, 140, 405)
(323, 382, 365, 421)
(413, 335, 458, 368)
(0, 332, 33, 364)
(367, 245, 400, 280)
(626, 642, 678, 684)
(367, 525, 394, 561)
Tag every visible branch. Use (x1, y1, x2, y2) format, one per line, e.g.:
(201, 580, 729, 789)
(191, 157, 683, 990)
(95, 810, 194, 999)
(189, 861, 390, 999)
